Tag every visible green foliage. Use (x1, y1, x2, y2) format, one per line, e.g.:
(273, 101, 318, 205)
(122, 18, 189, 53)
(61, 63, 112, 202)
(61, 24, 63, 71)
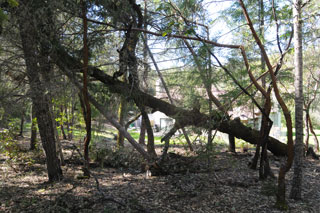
(0, 9, 7, 24)
(7, 0, 18, 7)
(0, 122, 20, 162)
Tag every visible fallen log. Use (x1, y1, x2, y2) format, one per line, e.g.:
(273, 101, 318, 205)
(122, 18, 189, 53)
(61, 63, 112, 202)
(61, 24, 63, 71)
(54, 45, 288, 156)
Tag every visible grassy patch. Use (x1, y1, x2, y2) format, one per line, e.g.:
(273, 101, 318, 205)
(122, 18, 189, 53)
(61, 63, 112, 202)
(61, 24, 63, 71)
(127, 130, 162, 143)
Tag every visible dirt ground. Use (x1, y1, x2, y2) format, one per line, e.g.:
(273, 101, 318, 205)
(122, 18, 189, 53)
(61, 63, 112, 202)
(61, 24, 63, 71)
(1, 137, 320, 213)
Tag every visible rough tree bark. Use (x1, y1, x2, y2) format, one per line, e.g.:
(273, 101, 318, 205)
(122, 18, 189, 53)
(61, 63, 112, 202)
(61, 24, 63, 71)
(18, 0, 62, 181)
(290, 0, 304, 200)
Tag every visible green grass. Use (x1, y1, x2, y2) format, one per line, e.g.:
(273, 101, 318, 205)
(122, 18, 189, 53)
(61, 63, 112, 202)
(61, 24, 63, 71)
(22, 121, 320, 150)
(128, 130, 162, 144)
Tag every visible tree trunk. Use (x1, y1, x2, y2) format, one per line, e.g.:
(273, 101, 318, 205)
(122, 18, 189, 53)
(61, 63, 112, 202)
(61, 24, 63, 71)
(250, 0, 273, 179)
(55, 44, 289, 156)
(81, 0, 92, 177)
(139, 118, 146, 145)
(30, 103, 37, 150)
(60, 105, 67, 140)
(250, 88, 273, 181)
(308, 115, 319, 152)
(37, 34, 65, 167)
(238, 1, 294, 208)
(116, 98, 126, 147)
(290, 0, 304, 200)
(259, 94, 273, 179)
(304, 82, 319, 152)
(52, 115, 65, 166)
(18, 1, 62, 181)
(305, 111, 310, 149)
(116, 77, 127, 148)
(114, 1, 142, 147)
(228, 134, 235, 152)
(61, 67, 154, 162)
(60, 122, 67, 140)
(140, 107, 157, 158)
(142, 0, 149, 89)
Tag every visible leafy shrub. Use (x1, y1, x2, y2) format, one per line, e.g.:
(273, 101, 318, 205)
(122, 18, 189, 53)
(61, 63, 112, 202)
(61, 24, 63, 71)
(0, 124, 20, 162)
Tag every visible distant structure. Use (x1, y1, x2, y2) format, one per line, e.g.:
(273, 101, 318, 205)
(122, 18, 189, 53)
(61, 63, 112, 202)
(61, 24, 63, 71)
(135, 78, 282, 139)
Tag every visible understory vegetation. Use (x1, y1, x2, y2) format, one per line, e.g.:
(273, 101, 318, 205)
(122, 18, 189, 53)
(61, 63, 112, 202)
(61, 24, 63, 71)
(1, 0, 320, 212)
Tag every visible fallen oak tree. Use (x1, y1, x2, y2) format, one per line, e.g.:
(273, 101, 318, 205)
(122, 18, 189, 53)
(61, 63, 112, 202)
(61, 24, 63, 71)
(54, 45, 287, 157)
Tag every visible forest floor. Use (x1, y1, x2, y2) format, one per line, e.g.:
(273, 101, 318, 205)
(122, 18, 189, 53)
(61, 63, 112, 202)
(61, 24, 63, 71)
(1, 136, 320, 213)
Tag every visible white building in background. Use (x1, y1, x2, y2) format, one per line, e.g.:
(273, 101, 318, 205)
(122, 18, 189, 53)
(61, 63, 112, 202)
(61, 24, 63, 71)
(134, 79, 175, 132)
(130, 79, 173, 131)
(149, 111, 174, 131)
(135, 78, 283, 139)
(232, 92, 283, 139)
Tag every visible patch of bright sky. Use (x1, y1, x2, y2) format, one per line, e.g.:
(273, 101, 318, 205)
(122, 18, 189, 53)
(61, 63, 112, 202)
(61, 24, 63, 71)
(204, 0, 233, 44)
(151, 0, 295, 71)
(149, 0, 234, 71)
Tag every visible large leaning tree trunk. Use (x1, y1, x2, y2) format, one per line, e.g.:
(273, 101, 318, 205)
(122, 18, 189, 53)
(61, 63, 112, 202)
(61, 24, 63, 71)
(54, 43, 289, 157)
(290, 0, 304, 200)
(17, 0, 62, 182)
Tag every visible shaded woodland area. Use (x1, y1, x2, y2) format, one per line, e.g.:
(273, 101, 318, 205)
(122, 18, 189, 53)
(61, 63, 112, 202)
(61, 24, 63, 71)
(1, 0, 320, 212)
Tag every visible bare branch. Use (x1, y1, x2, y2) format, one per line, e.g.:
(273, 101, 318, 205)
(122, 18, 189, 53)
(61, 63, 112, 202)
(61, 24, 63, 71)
(271, 0, 283, 54)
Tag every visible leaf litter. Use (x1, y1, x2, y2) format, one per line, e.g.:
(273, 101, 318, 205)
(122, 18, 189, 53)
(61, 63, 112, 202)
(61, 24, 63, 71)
(1, 138, 320, 212)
